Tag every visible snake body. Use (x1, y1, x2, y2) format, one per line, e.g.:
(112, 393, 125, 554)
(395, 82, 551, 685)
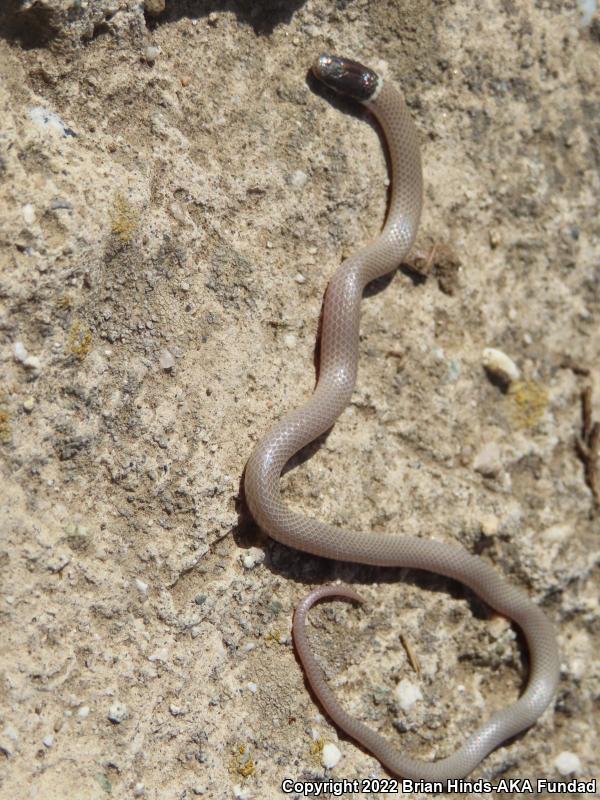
(244, 55, 559, 780)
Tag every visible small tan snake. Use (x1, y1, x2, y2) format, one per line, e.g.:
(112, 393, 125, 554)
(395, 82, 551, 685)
(244, 55, 560, 780)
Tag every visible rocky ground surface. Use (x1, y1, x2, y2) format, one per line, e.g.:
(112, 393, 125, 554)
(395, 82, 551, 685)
(0, 1, 599, 798)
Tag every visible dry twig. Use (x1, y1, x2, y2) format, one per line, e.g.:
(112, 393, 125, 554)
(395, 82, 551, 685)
(576, 385, 600, 507)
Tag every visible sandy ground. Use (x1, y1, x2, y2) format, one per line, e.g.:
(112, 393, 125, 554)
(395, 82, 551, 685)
(1, 1, 599, 798)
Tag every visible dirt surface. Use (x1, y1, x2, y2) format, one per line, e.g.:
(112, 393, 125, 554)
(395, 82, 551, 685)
(1, 1, 599, 798)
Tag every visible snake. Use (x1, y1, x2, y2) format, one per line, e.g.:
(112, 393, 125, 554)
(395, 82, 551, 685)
(244, 54, 560, 780)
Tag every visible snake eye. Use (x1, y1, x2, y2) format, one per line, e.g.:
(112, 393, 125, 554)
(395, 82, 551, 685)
(312, 54, 380, 102)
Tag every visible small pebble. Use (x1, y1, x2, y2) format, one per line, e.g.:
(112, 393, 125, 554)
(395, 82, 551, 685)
(554, 751, 582, 775)
(133, 783, 145, 798)
(247, 682, 257, 694)
(394, 678, 423, 712)
(13, 341, 41, 371)
(542, 524, 572, 543)
(42, 734, 54, 748)
(289, 170, 308, 189)
(284, 334, 296, 349)
(473, 442, 503, 478)
(46, 553, 70, 573)
(169, 704, 185, 716)
(482, 347, 520, 384)
(0, 724, 19, 756)
(3, 726, 18, 743)
(144, 46, 160, 64)
(28, 106, 75, 138)
(321, 741, 342, 769)
(479, 513, 500, 536)
(447, 359, 461, 382)
(13, 341, 27, 361)
(135, 578, 149, 595)
(168, 202, 188, 224)
(580, 0, 597, 26)
(240, 547, 265, 569)
(180, 75, 192, 87)
(22, 396, 35, 412)
(77, 706, 90, 718)
(159, 349, 175, 370)
(107, 702, 129, 724)
(144, 0, 165, 15)
(488, 229, 501, 248)
(25, 356, 42, 371)
(294, 273, 306, 284)
(148, 648, 169, 662)
(488, 616, 510, 638)
(22, 204, 36, 225)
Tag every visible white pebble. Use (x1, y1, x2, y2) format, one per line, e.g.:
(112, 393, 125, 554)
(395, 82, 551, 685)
(479, 513, 500, 536)
(284, 333, 296, 349)
(394, 678, 423, 712)
(159, 349, 175, 370)
(135, 578, 149, 595)
(22, 204, 36, 225)
(482, 347, 520, 384)
(28, 106, 74, 137)
(321, 741, 342, 769)
(246, 682, 257, 694)
(0, 725, 18, 756)
(145, 46, 160, 63)
(542, 524, 572, 543)
(168, 202, 188, 224)
(24, 355, 41, 371)
(13, 341, 28, 362)
(473, 442, 503, 478)
(77, 706, 90, 718)
(42, 734, 54, 748)
(579, 0, 597, 26)
(133, 783, 145, 797)
(290, 170, 308, 189)
(304, 24, 320, 37)
(22, 396, 35, 412)
(13, 341, 41, 371)
(294, 273, 306, 284)
(554, 751, 582, 775)
(107, 702, 129, 724)
(3, 725, 18, 742)
(240, 547, 265, 569)
(148, 648, 169, 662)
